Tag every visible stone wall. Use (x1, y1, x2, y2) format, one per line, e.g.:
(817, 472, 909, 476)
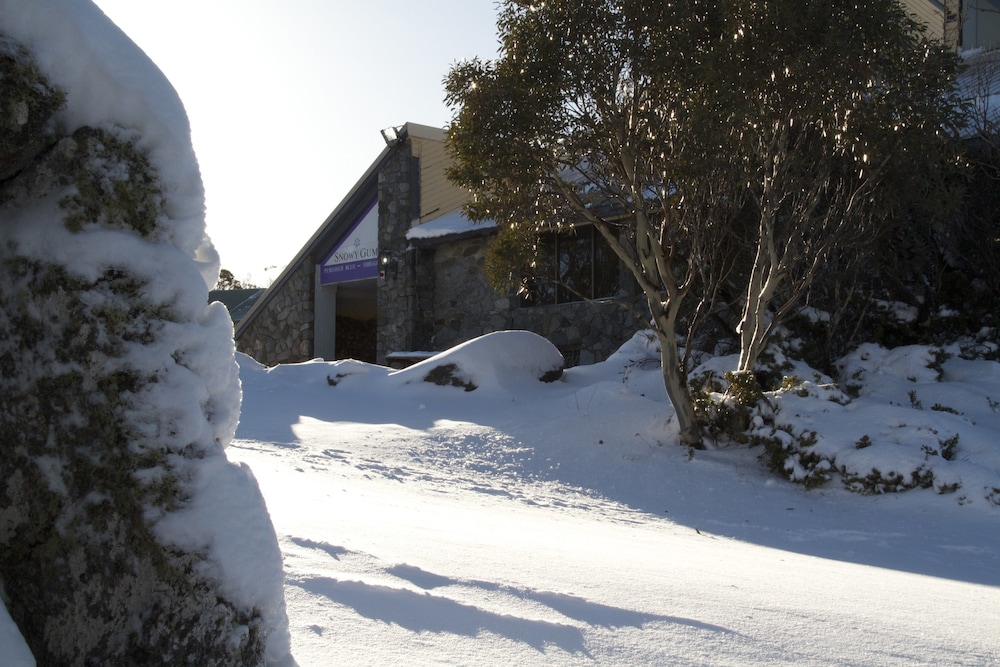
(376, 131, 649, 367)
(421, 234, 511, 351)
(410, 233, 648, 366)
(376, 144, 416, 364)
(236, 259, 314, 364)
(509, 296, 648, 366)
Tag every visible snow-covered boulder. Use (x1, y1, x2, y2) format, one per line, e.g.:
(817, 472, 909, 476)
(0, 2, 290, 664)
(390, 330, 565, 392)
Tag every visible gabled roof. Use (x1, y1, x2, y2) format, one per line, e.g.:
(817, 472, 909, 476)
(234, 121, 472, 338)
(209, 288, 264, 323)
(234, 134, 399, 337)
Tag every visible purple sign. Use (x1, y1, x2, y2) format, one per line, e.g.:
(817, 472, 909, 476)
(320, 200, 378, 285)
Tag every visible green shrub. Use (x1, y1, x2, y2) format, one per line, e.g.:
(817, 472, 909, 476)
(841, 466, 935, 495)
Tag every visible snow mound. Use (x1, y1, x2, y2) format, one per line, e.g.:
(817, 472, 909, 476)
(389, 331, 564, 392)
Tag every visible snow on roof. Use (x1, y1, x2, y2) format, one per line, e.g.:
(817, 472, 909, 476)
(405, 209, 496, 241)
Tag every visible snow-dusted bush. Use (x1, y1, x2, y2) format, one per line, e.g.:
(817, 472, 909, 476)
(680, 328, 1000, 504)
(0, 2, 290, 664)
(733, 343, 1000, 504)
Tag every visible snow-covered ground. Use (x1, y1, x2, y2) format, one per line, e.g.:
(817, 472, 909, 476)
(229, 331, 999, 666)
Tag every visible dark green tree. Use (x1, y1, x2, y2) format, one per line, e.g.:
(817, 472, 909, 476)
(446, 0, 745, 447)
(445, 0, 962, 446)
(713, 1, 963, 375)
(215, 268, 257, 290)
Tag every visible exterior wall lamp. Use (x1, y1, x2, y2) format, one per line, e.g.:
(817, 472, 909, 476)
(380, 126, 400, 146)
(378, 249, 397, 279)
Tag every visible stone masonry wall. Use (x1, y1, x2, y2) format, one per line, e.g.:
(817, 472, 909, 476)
(419, 233, 648, 366)
(375, 133, 648, 367)
(236, 259, 314, 365)
(376, 144, 415, 364)
(423, 235, 510, 351)
(509, 296, 648, 366)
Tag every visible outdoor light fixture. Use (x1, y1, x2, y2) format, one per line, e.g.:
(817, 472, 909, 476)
(380, 126, 400, 146)
(378, 249, 397, 279)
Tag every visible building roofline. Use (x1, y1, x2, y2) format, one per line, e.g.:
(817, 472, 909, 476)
(404, 122, 446, 142)
(235, 139, 398, 338)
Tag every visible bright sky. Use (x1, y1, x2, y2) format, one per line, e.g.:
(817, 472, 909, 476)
(91, 0, 500, 287)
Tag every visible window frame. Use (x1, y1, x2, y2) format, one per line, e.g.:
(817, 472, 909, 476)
(519, 224, 619, 307)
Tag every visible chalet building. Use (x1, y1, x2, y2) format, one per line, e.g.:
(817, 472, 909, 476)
(235, 8, 1000, 370)
(234, 123, 644, 367)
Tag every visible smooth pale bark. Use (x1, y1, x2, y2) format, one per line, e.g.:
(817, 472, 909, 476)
(737, 213, 782, 374)
(654, 312, 702, 447)
(565, 180, 703, 448)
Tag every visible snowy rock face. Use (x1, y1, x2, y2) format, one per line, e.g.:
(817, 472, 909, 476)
(0, 6, 288, 665)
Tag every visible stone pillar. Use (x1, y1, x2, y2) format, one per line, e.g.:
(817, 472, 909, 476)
(376, 144, 417, 363)
(944, 0, 962, 49)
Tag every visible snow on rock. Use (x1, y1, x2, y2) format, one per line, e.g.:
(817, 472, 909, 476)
(0, 1, 290, 664)
(0, 0, 217, 285)
(389, 330, 565, 392)
(0, 599, 33, 667)
(153, 454, 292, 664)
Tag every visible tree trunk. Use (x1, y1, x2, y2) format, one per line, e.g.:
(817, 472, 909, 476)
(651, 310, 702, 448)
(738, 212, 781, 373)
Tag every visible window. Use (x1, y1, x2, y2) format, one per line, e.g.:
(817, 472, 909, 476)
(520, 225, 619, 306)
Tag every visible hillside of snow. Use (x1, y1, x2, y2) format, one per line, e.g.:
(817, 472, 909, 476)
(227, 331, 1000, 665)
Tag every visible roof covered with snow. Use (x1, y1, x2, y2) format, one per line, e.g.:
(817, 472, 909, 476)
(406, 208, 496, 243)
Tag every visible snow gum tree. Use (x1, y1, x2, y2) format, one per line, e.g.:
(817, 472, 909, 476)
(446, 0, 745, 447)
(445, 0, 962, 445)
(714, 0, 963, 375)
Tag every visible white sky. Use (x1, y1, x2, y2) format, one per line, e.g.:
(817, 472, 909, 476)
(91, 0, 499, 286)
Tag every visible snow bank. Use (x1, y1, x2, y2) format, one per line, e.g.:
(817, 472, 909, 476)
(228, 328, 1000, 665)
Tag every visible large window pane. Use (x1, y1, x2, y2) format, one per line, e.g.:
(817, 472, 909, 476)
(593, 230, 619, 299)
(520, 225, 620, 307)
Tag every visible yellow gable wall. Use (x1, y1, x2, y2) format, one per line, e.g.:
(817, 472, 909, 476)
(900, 0, 945, 42)
(409, 129, 470, 224)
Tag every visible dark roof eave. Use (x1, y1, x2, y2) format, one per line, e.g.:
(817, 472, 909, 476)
(407, 224, 497, 249)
